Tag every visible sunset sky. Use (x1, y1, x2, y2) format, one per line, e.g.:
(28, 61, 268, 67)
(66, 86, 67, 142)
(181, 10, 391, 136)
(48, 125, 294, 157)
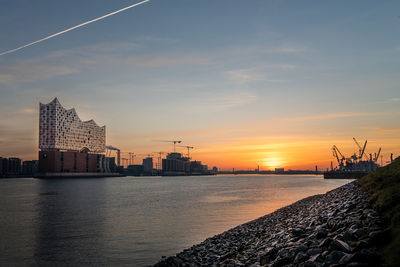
(0, 0, 399, 170)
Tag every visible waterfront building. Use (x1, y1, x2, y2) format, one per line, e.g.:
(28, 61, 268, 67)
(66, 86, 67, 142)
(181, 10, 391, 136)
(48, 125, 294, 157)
(38, 98, 116, 177)
(162, 153, 187, 175)
(275, 168, 285, 174)
(39, 98, 105, 153)
(0, 157, 5, 176)
(22, 160, 38, 175)
(126, 165, 144, 176)
(142, 157, 153, 174)
(7, 158, 22, 175)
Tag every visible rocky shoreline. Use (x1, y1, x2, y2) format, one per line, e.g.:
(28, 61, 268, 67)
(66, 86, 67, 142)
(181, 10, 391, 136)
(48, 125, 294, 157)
(154, 181, 389, 267)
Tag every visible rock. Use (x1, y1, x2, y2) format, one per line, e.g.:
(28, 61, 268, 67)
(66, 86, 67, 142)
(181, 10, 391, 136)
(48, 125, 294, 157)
(153, 181, 387, 267)
(329, 239, 351, 253)
(259, 247, 278, 265)
(325, 251, 346, 265)
(272, 256, 293, 267)
(294, 252, 309, 264)
(291, 228, 305, 237)
(338, 253, 352, 264)
(315, 228, 328, 239)
(319, 238, 332, 248)
(306, 248, 322, 256)
(296, 244, 309, 253)
(301, 260, 322, 267)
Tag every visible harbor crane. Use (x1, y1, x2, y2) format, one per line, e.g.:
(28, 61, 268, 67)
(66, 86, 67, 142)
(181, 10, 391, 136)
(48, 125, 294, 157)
(178, 145, 194, 159)
(153, 140, 182, 152)
(332, 145, 346, 165)
(373, 147, 381, 162)
(105, 145, 120, 167)
(353, 137, 367, 160)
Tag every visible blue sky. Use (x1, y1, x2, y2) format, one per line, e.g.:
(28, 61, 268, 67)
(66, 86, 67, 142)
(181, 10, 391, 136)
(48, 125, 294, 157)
(0, 0, 399, 169)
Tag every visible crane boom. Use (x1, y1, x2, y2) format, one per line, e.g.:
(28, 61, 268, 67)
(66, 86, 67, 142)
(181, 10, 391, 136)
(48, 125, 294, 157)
(360, 140, 367, 159)
(178, 145, 194, 159)
(332, 147, 340, 165)
(153, 140, 182, 152)
(374, 147, 381, 162)
(353, 137, 362, 153)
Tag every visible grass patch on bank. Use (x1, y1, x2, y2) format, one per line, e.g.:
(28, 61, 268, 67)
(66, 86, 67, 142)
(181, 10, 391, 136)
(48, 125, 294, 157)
(360, 159, 400, 266)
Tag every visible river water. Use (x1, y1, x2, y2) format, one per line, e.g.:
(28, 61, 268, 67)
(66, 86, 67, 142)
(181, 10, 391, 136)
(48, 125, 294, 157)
(0, 175, 352, 266)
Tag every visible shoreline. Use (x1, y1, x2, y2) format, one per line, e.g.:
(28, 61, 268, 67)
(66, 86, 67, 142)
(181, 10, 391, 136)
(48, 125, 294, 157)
(154, 181, 387, 266)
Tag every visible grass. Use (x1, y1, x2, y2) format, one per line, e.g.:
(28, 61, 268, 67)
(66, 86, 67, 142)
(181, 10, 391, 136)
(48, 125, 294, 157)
(360, 159, 400, 266)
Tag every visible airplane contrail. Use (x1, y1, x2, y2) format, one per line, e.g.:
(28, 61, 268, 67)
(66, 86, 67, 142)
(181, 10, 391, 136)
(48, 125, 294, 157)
(0, 0, 150, 56)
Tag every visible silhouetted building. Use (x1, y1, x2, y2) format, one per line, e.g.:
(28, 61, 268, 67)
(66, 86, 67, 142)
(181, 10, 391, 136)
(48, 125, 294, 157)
(190, 161, 205, 174)
(22, 160, 38, 175)
(162, 153, 187, 175)
(7, 158, 22, 175)
(0, 157, 6, 176)
(39, 151, 108, 173)
(126, 165, 143, 176)
(275, 168, 284, 174)
(143, 157, 153, 174)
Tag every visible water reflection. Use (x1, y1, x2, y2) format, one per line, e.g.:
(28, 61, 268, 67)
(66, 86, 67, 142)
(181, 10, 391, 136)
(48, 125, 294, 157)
(34, 179, 107, 266)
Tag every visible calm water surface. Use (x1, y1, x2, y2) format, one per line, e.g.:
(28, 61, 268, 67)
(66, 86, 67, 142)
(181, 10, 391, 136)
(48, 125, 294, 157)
(0, 175, 352, 266)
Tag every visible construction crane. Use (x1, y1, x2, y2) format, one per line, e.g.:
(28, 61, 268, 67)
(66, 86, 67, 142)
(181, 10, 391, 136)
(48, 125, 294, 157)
(105, 145, 120, 167)
(178, 145, 194, 159)
(128, 152, 136, 165)
(153, 140, 182, 152)
(153, 152, 166, 170)
(121, 158, 129, 168)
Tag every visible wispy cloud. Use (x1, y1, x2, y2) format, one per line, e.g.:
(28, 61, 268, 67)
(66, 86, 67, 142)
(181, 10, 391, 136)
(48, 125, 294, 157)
(0, 63, 77, 85)
(190, 91, 257, 111)
(230, 44, 308, 56)
(224, 68, 287, 86)
(281, 111, 394, 122)
(132, 55, 211, 67)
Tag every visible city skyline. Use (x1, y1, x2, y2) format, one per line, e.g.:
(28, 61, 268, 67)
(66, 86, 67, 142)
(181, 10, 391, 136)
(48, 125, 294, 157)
(1, 0, 399, 170)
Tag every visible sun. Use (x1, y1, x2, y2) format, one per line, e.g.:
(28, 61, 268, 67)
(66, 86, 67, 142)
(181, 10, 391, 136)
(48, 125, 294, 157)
(261, 155, 286, 170)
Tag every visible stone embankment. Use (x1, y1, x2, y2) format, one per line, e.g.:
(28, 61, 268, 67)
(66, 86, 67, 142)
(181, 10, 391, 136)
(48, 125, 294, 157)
(155, 181, 388, 267)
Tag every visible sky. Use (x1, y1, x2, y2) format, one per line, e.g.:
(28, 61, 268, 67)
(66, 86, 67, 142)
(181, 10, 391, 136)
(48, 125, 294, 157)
(0, 0, 399, 170)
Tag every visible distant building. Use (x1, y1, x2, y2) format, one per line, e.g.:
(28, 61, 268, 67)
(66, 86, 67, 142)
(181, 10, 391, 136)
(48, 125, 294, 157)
(162, 153, 187, 175)
(22, 160, 38, 175)
(7, 158, 22, 175)
(0, 157, 6, 176)
(275, 168, 284, 174)
(142, 157, 153, 174)
(126, 165, 143, 176)
(39, 97, 105, 153)
(190, 161, 205, 174)
(38, 98, 115, 177)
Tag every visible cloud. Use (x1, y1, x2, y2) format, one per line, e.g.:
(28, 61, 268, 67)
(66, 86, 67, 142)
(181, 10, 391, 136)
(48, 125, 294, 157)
(191, 91, 257, 111)
(230, 44, 308, 56)
(0, 63, 77, 85)
(224, 68, 287, 86)
(132, 55, 212, 67)
(281, 111, 393, 122)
